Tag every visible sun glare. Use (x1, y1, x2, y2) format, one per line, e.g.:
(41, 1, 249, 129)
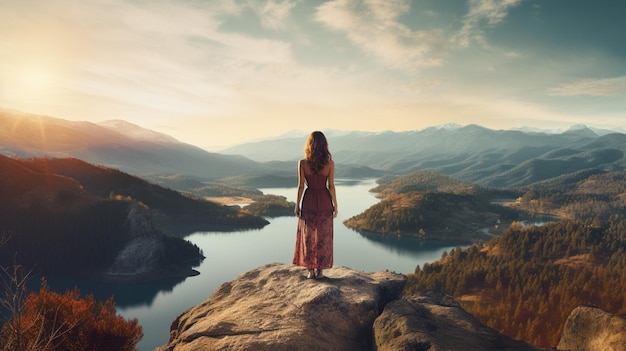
(20, 68, 50, 91)
(4, 64, 57, 108)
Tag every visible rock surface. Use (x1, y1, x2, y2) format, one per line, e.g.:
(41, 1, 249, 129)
(103, 203, 202, 282)
(373, 293, 543, 351)
(156, 263, 406, 351)
(157, 263, 548, 351)
(556, 306, 626, 351)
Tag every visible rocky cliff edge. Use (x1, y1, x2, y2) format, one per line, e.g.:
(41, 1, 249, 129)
(156, 263, 545, 351)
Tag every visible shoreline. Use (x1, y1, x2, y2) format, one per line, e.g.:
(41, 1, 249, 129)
(99, 267, 201, 284)
(205, 196, 254, 206)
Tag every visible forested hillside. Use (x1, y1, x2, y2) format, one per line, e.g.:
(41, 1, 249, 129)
(371, 171, 481, 197)
(344, 171, 521, 242)
(19, 157, 269, 233)
(406, 218, 626, 348)
(404, 171, 626, 348)
(516, 170, 626, 220)
(0, 155, 267, 279)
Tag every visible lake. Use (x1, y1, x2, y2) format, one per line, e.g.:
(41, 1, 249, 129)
(46, 179, 462, 350)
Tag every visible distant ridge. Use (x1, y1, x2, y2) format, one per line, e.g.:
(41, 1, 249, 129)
(221, 124, 626, 188)
(221, 123, 615, 163)
(0, 108, 269, 180)
(98, 119, 179, 143)
(511, 124, 621, 136)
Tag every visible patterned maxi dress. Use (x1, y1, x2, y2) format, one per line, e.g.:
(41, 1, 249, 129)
(293, 172, 334, 269)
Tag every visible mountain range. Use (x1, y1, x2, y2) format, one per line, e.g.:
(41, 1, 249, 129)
(222, 125, 626, 188)
(0, 108, 269, 181)
(2, 107, 626, 189)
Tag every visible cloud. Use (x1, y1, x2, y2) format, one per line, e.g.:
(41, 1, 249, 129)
(249, 0, 298, 30)
(456, 0, 522, 48)
(0, 0, 297, 117)
(313, 0, 523, 71)
(549, 76, 626, 97)
(314, 0, 447, 71)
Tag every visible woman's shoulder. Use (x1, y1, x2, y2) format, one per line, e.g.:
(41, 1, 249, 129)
(299, 159, 310, 173)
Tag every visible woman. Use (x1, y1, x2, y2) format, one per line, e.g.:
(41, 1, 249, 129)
(293, 131, 338, 279)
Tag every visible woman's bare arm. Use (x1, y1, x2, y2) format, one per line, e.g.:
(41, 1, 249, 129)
(294, 159, 306, 217)
(327, 160, 338, 218)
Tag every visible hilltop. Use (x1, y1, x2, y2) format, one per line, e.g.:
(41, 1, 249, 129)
(344, 171, 522, 243)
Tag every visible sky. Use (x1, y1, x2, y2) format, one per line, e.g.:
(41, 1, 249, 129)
(1, 0, 625, 150)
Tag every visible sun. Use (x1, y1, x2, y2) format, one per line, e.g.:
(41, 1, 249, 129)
(1, 63, 56, 108)
(20, 67, 50, 92)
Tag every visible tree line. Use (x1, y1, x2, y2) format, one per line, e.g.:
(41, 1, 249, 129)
(518, 170, 626, 220)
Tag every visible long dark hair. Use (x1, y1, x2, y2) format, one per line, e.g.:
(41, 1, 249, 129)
(304, 131, 331, 174)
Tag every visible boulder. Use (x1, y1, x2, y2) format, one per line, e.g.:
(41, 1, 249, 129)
(101, 202, 202, 282)
(373, 292, 543, 351)
(156, 262, 407, 351)
(556, 306, 626, 351)
(157, 263, 544, 351)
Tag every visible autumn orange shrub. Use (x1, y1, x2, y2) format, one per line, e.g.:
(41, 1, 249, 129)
(1, 282, 142, 351)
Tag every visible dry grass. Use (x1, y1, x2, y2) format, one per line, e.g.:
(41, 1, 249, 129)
(480, 244, 503, 257)
(554, 254, 592, 267)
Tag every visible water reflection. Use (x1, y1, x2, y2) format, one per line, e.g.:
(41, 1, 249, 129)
(43, 275, 190, 309)
(355, 230, 459, 258)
